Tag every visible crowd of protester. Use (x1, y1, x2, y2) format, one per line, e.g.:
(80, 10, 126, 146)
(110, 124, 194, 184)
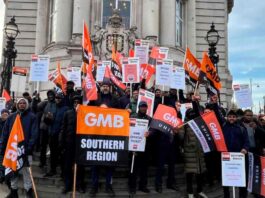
(0, 80, 265, 198)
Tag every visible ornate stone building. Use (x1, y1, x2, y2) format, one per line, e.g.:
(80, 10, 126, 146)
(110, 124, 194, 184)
(2, 0, 234, 108)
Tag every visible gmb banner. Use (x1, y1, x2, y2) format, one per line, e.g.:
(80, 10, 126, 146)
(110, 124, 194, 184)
(76, 105, 130, 166)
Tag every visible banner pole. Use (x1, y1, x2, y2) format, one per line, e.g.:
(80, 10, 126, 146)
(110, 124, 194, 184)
(130, 152, 136, 173)
(130, 83, 133, 99)
(36, 81, 40, 93)
(232, 186, 236, 198)
(28, 166, 38, 198)
(162, 85, 165, 104)
(72, 163, 77, 198)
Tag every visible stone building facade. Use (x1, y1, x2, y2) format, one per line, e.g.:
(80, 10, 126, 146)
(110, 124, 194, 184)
(2, 0, 234, 108)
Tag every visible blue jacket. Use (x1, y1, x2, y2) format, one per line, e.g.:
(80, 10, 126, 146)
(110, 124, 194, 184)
(222, 122, 250, 152)
(49, 105, 68, 135)
(0, 110, 38, 155)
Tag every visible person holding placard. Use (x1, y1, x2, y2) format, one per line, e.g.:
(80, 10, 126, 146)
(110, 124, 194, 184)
(221, 110, 249, 198)
(128, 101, 152, 195)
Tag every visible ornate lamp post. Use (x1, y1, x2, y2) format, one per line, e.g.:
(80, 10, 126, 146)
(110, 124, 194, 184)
(205, 22, 220, 72)
(1, 16, 19, 95)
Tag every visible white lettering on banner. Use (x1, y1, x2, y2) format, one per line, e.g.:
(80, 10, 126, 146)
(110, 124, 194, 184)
(188, 120, 211, 153)
(186, 59, 200, 77)
(5, 135, 18, 162)
(87, 151, 118, 161)
(163, 113, 179, 127)
(209, 123, 221, 140)
(81, 139, 125, 150)
(84, 113, 124, 128)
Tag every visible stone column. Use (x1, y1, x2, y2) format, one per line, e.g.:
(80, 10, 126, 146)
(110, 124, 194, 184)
(35, 0, 49, 54)
(72, 0, 91, 34)
(52, 0, 73, 42)
(160, 0, 176, 46)
(142, 0, 160, 39)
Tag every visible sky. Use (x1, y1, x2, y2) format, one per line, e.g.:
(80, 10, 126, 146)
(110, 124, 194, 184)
(228, 0, 265, 113)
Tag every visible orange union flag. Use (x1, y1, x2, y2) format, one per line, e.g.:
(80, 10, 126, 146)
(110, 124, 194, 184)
(3, 115, 25, 177)
(183, 48, 201, 86)
(76, 105, 129, 166)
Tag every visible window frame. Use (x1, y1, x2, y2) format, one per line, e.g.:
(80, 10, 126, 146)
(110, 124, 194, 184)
(176, 0, 184, 47)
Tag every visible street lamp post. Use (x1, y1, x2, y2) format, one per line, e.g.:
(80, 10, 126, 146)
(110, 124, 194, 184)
(205, 22, 220, 72)
(1, 16, 19, 95)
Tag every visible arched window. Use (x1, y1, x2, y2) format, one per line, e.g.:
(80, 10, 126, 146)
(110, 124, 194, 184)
(102, 0, 131, 29)
(176, 0, 184, 47)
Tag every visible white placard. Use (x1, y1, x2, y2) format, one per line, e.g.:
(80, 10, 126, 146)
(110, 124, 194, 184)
(10, 67, 27, 94)
(122, 58, 140, 83)
(29, 55, 50, 82)
(67, 67, 81, 87)
(0, 97, 6, 112)
(129, 118, 149, 152)
(233, 84, 253, 108)
(96, 61, 110, 82)
(137, 89, 155, 117)
(222, 152, 246, 187)
(155, 59, 173, 86)
(170, 66, 186, 90)
(134, 39, 149, 65)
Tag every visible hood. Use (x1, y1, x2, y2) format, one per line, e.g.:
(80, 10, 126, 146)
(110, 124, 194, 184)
(16, 98, 29, 111)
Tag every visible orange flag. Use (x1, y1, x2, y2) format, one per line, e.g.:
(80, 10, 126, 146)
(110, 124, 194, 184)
(56, 62, 67, 93)
(3, 115, 25, 175)
(82, 21, 94, 72)
(183, 48, 201, 85)
(82, 63, 98, 101)
(201, 52, 222, 91)
(2, 89, 11, 102)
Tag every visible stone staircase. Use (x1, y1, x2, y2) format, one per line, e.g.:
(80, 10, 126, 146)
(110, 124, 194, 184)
(0, 154, 255, 198)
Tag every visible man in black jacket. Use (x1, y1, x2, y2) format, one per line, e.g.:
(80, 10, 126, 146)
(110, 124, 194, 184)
(60, 95, 85, 194)
(128, 101, 152, 195)
(88, 82, 119, 197)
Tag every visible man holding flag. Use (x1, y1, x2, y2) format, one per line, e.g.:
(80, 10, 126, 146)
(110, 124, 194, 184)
(0, 98, 38, 198)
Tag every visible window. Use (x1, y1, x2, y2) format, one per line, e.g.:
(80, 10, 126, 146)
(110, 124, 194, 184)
(176, 0, 183, 47)
(47, 0, 55, 43)
(102, 0, 131, 29)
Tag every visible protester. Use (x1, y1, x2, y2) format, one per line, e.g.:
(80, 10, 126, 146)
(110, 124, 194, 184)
(0, 98, 38, 198)
(64, 81, 77, 108)
(44, 93, 68, 177)
(38, 90, 56, 168)
(178, 95, 208, 198)
(119, 86, 131, 109)
(222, 110, 249, 198)
(153, 89, 162, 112)
(22, 92, 32, 106)
(88, 82, 119, 197)
(126, 89, 139, 117)
(60, 95, 85, 194)
(128, 101, 152, 195)
(0, 109, 10, 184)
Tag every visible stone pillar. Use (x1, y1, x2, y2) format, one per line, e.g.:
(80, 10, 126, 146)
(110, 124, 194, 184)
(35, 0, 49, 54)
(160, 0, 176, 46)
(52, 0, 73, 42)
(142, 0, 160, 39)
(72, 0, 91, 34)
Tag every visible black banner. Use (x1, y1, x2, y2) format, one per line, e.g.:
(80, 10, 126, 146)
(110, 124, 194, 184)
(76, 135, 128, 166)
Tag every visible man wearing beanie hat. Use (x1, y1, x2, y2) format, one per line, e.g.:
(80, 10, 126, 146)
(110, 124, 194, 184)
(219, 108, 249, 198)
(0, 98, 38, 198)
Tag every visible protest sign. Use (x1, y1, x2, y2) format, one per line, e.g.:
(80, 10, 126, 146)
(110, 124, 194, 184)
(67, 66, 81, 87)
(134, 39, 149, 65)
(29, 55, 49, 82)
(0, 97, 6, 112)
(122, 58, 140, 83)
(129, 118, 149, 152)
(137, 89, 155, 117)
(170, 66, 186, 90)
(76, 105, 129, 166)
(233, 84, 252, 108)
(155, 59, 173, 87)
(96, 61, 110, 82)
(10, 67, 27, 94)
(222, 152, 246, 187)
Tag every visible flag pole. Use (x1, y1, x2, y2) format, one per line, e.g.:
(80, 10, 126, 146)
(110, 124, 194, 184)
(130, 152, 136, 173)
(72, 163, 77, 198)
(194, 81, 199, 95)
(28, 166, 38, 198)
(162, 85, 165, 104)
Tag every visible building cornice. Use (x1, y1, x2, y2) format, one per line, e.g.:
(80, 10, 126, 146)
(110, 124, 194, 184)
(228, 0, 234, 14)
